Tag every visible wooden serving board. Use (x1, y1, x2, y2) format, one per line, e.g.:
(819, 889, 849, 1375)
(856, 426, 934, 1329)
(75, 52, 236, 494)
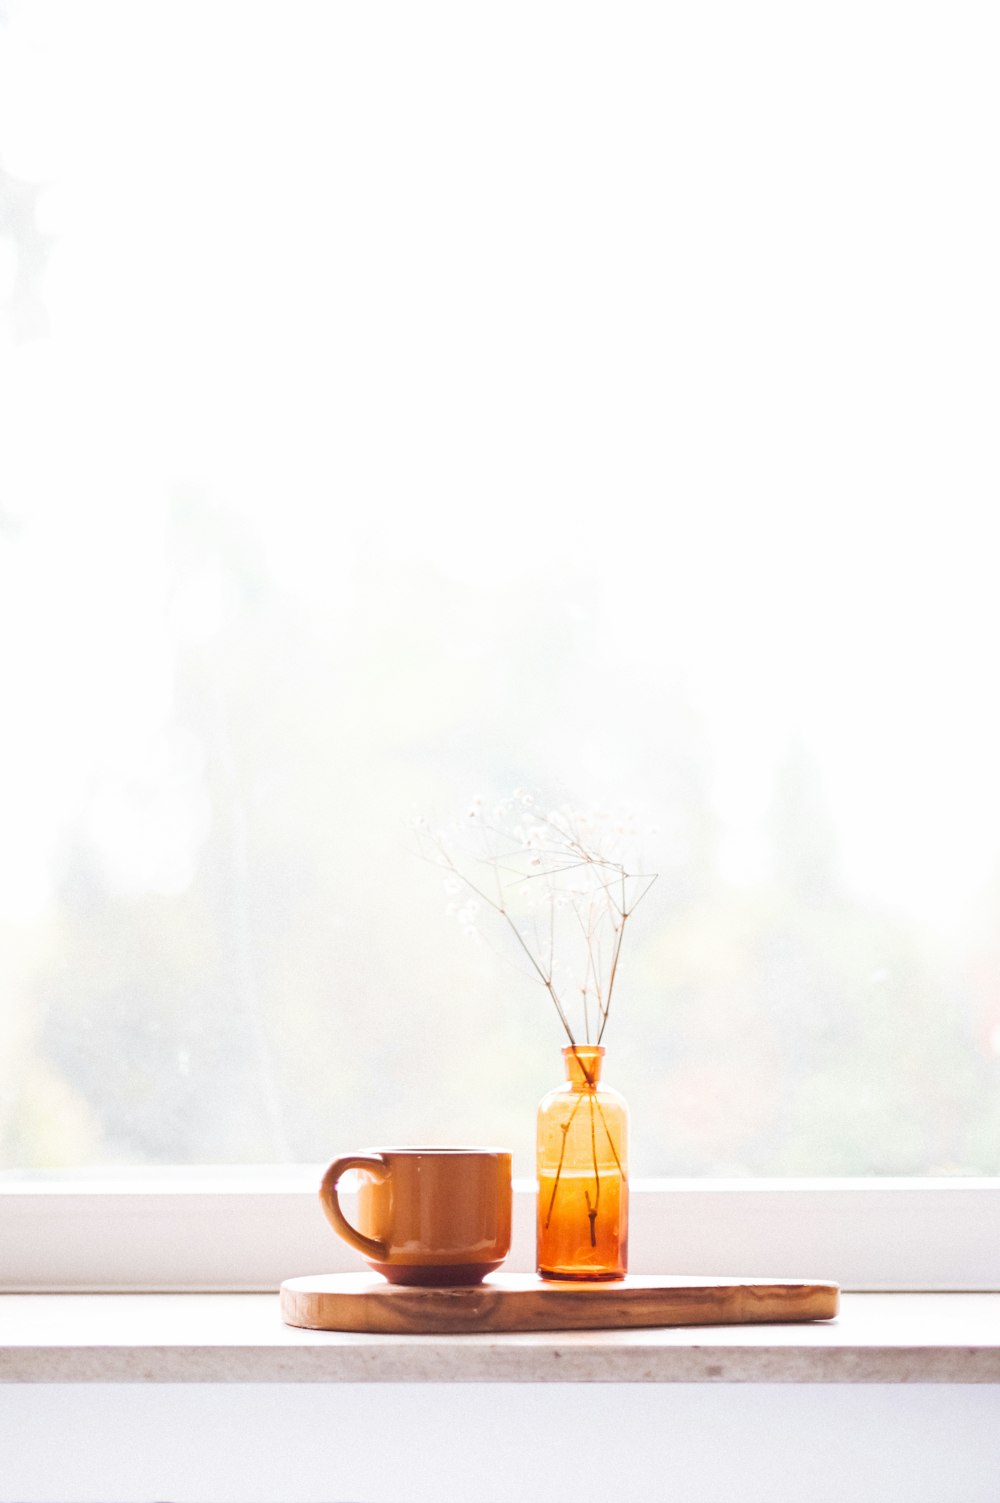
(280, 1273, 839, 1334)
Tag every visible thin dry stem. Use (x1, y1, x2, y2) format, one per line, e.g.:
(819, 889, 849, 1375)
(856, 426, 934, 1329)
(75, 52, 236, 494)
(543, 1092, 584, 1228)
(416, 806, 657, 1052)
(587, 1092, 600, 1246)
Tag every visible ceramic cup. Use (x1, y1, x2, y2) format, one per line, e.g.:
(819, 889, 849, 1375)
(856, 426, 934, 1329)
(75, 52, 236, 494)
(319, 1147, 512, 1285)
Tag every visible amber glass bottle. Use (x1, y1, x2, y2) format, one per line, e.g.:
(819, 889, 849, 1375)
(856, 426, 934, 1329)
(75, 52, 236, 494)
(536, 1045, 628, 1280)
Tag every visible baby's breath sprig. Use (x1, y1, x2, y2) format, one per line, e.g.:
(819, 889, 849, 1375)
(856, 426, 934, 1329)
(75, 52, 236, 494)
(412, 792, 657, 1047)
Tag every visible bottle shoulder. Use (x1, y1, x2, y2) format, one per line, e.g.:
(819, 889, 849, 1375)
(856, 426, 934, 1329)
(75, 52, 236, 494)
(537, 1083, 628, 1113)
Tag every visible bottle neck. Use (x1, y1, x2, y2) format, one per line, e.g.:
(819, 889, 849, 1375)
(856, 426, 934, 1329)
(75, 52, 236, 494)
(563, 1045, 604, 1091)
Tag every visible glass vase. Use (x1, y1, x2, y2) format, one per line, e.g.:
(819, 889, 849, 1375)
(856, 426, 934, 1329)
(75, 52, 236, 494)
(536, 1044, 628, 1280)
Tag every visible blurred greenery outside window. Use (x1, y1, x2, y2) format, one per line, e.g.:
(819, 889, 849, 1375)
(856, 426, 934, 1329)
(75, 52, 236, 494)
(1, 3, 999, 1182)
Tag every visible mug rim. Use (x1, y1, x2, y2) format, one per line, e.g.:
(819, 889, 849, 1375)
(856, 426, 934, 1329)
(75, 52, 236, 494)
(362, 1146, 511, 1157)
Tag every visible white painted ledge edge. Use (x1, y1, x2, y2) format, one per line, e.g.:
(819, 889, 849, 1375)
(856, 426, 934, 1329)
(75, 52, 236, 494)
(1, 1293, 999, 1384)
(1, 1176, 999, 1292)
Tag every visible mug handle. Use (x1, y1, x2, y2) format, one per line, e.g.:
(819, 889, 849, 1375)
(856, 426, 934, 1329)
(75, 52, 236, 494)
(319, 1154, 390, 1261)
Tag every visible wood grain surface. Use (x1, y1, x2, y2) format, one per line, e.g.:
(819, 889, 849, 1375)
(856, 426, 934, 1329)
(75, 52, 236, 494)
(280, 1273, 840, 1333)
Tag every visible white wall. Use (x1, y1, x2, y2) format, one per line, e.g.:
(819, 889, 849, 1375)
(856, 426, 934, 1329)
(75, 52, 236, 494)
(2, 1383, 999, 1503)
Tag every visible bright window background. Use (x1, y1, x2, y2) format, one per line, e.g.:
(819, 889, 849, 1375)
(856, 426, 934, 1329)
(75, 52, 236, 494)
(1, 1, 999, 1178)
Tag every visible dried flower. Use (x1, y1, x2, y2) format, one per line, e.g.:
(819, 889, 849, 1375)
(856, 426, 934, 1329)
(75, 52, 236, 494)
(415, 791, 657, 1047)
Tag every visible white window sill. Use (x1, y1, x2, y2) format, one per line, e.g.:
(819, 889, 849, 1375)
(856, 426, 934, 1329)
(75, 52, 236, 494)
(1, 1291, 998, 1384)
(3, 1294, 1000, 1503)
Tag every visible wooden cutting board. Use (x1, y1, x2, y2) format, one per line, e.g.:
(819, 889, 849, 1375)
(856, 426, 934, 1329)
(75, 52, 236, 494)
(280, 1273, 839, 1334)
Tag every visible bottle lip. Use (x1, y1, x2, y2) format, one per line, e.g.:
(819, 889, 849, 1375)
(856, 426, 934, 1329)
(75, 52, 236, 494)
(561, 1044, 605, 1057)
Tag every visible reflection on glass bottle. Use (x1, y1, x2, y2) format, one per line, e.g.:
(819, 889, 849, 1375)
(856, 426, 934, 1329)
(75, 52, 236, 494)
(536, 1045, 628, 1280)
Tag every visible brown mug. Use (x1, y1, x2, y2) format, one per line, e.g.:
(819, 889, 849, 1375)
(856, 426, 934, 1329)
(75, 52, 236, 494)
(319, 1147, 512, 1286)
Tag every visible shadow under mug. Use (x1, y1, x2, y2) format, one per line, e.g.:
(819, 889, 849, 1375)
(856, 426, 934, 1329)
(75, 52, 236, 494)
(320, 1147, 512, 1286)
